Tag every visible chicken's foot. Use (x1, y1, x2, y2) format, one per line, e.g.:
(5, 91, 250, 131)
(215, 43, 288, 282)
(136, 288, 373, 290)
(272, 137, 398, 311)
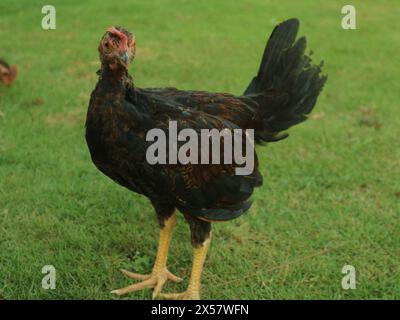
(159, 233, 211, 300)
(111, 213, 182, 298)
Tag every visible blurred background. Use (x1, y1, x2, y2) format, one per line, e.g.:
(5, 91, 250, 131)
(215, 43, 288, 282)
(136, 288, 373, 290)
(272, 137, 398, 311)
(0, 0, 399, 299)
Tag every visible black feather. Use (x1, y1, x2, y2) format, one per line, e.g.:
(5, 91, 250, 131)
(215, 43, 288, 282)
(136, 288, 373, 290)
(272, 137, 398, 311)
(244, 18, 327, 142)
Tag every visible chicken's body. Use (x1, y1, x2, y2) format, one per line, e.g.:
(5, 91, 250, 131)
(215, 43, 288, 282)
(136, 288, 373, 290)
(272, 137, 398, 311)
(86, 72, 262, 222)
(85, 19, 326, 299)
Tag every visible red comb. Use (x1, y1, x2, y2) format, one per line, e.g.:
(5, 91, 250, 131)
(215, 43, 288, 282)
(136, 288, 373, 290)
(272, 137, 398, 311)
(106, 27, 128, 50)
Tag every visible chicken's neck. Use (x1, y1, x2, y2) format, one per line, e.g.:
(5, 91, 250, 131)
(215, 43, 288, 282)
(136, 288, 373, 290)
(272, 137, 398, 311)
(98, 66, 135, 91)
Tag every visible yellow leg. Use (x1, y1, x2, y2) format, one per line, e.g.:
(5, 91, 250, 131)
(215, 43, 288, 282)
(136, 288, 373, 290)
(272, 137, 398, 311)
(159, 233, 211, 300)
(111, 213, 182, 298)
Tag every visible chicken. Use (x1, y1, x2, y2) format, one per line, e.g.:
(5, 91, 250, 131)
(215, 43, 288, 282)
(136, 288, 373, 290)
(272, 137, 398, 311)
(85, 19, 327, 300)
(0, 59, 17, 86)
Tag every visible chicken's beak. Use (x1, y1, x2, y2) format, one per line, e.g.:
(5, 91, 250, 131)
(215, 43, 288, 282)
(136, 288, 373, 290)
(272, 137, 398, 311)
(120, 52, 129, 65)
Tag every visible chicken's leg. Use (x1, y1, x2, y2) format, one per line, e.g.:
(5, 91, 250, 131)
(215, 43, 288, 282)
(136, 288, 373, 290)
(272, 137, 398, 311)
(159, 233, 211, 300)
(111, 213, 182, 298)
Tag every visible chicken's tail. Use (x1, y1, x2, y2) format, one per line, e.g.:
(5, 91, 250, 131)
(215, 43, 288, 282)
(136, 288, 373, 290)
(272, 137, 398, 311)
(244, 18, 327, 143)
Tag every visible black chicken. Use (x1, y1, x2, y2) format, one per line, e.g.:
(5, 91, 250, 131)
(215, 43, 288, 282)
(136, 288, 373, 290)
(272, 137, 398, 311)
(85, 19, 327, 299)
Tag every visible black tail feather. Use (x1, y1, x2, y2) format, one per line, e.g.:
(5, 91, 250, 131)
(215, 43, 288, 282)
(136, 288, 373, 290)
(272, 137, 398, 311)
(178, 199, 253, 222)
(245, 18, 327, 143)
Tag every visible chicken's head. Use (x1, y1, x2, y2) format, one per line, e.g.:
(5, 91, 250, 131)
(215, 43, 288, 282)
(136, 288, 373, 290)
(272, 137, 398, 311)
(99, 27, 136, 70)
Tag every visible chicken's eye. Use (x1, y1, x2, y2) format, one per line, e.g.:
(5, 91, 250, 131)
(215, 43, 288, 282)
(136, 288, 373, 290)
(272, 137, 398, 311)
(104, 42, 110, 49)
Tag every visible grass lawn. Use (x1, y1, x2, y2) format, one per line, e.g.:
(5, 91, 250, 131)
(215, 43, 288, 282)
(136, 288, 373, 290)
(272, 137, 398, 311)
(0, 0, 399, 299)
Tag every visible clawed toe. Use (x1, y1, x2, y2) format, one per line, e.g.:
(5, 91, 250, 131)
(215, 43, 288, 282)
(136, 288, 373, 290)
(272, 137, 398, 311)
(111, 268, 182, 298)
(119, 269, 150, 280)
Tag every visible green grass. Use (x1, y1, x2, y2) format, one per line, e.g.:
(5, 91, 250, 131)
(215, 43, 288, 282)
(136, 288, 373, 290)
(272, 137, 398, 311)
(1, 0, 399, 299)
